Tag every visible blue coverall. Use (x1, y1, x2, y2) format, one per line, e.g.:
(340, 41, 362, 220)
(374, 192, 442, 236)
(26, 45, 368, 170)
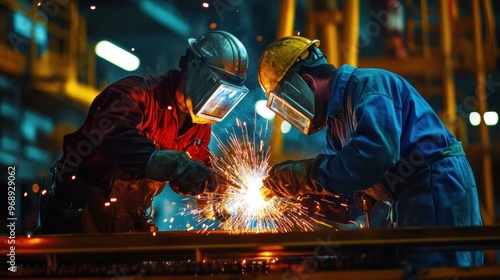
(313, 64, 484, 268)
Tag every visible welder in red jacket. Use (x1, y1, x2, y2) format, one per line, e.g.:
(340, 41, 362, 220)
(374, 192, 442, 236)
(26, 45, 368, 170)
(38, 30, 249, 233)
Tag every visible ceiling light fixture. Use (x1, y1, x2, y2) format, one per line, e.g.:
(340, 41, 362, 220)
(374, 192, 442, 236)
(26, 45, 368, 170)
(95, 40, 140, 71)
(469, 112, 481, 126)
(484, 111, 498, 126)
(255, 100, 275, 120)
(281, 121, 292, 134)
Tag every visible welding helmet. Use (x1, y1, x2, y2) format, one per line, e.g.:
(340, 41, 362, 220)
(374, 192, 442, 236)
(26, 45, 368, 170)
(183, 31, 249, 124)
(258, 36, 328, 135)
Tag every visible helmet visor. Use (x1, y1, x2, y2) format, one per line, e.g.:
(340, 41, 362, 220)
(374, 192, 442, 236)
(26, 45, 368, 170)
(187, 64, 248, 123)
(268, 93, 312, 134)
(267, 71, 324, 135)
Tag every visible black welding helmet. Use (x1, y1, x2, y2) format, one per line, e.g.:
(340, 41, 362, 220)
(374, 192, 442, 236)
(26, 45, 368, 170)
(184, 31, 249, 124)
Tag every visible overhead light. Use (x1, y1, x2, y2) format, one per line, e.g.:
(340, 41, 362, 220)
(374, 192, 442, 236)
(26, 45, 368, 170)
(255, 100, 275, 120)
(95, 40, 140, 71)
(13, 12, 32, 38)
(469, 111, 498, 126)
(484, 111, 498, 126)
(281, 121, 292, 134)
(469, 112, 481, 126)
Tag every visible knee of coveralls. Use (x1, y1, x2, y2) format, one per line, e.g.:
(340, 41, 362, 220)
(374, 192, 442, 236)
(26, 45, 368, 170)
(40, 176, 91, 234)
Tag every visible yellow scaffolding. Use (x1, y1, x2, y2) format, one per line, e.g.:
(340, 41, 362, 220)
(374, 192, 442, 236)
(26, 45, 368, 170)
(0, 0, 99, 108)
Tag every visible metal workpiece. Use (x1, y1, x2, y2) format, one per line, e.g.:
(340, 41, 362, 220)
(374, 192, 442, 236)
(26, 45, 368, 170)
(7, 226, 500, 256)
(2, 226, 500, 278)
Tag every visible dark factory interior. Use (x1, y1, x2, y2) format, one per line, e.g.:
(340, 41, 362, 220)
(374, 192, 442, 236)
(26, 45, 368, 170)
(1, 0, 500, 279)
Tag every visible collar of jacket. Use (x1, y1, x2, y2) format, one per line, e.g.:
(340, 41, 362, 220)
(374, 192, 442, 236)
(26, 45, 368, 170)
(327, 64, 356, 118)
(156, 70, 182, 109)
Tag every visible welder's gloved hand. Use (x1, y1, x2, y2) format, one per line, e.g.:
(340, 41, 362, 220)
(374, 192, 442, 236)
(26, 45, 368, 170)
(145, 150, 217, 195)
(215, 174, 233, 194)
(262, 155, 326, 198)
(195, 193, 230, 222)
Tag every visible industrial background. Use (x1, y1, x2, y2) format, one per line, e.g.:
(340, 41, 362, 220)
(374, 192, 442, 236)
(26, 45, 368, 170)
(1, 0, 499, 235)
(1, 0, 500, 278)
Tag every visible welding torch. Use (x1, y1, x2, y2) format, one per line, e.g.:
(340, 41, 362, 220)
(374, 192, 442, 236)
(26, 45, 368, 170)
(360, 193, 373, 228)
(208, 192, 231, 222)
(196, 174, 234, 222)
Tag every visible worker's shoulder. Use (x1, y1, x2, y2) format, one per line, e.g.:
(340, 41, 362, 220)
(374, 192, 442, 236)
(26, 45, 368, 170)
(352, 67, 398, 80)
(106, 71, 177, 92)
(112, 74, 162, 87)
(347, 68, 410, 102)
(352, 67, 408, 89)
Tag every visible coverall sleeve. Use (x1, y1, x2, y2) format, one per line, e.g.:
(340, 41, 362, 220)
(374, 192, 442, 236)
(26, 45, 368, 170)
(314, 93, 402, 195)
(90, 79, 156, 177)
(185, 125, 212, 166)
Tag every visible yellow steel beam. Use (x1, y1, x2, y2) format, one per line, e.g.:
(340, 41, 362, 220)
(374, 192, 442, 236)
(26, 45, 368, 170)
(342, 0, 359, 66)
(420, 0, 431, 60)
(304, 1, 343, 67)
(472, 0, 495, 226)
(67, 0, 78, 80)
(322, 21, 340, 67)
(483, 0, 497, 71)
(439, 0, 457, 128)
(276, 0, 296, 38)
(270, 0, 296, 163)
(358, 56, 443, 76)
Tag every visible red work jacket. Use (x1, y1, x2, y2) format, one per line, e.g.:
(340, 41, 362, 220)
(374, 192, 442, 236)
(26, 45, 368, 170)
(61, 70, 211, 182)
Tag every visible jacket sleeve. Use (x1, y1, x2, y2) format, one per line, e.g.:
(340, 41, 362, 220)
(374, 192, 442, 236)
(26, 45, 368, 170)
(185, 124, 212, 166)
(313, 93, 402, 195)
(90, 77, 156, 178)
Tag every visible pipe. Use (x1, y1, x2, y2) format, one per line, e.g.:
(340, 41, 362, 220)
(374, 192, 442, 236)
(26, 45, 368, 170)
(270, 0, 296, 163)
(471, 0, 495, 226)
(342, 0, 359, 66)
(439, 0, 457, 128)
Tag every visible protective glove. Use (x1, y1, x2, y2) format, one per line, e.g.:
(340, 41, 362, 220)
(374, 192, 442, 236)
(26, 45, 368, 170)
(145, 150, 217, 195)
(262, 155, 327, 198)
(196, 193, 231, 223)
(214, 174, 233, 194)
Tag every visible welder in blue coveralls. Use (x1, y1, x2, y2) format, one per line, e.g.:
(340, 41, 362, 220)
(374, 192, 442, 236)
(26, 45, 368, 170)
(257, 36, 484, 269)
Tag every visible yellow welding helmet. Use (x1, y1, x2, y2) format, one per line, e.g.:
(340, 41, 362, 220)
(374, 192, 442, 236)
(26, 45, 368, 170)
(257, 36, 328, 135)
(257, 36, 320, 95)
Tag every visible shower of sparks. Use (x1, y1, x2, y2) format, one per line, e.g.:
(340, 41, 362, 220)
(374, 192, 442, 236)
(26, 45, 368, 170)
(191, 118, 314, 234)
